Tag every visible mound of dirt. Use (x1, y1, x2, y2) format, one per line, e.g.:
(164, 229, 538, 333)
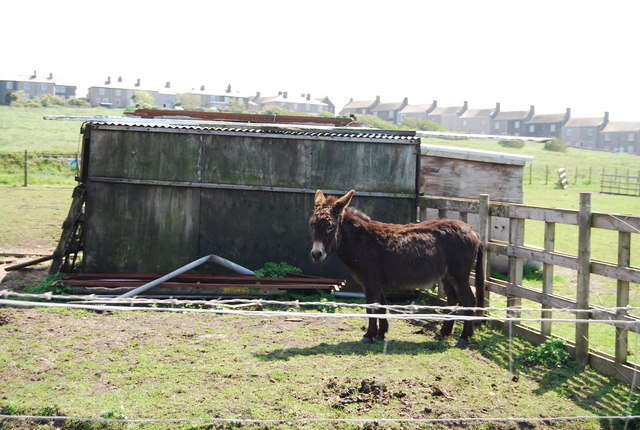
(325, 378, 408, 411)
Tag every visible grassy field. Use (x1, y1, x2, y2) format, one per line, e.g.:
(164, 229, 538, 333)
(0, 307, 635, 429)
(0, 105, 124, 153)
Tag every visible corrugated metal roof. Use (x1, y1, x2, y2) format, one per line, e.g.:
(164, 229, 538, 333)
(421, 143, 533, 166)
(45, 117, 420, 143)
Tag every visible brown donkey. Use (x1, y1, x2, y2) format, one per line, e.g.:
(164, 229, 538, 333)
(309, 189, 484, 346)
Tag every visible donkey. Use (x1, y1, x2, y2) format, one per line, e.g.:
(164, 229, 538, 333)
(309, 189, 484, 346)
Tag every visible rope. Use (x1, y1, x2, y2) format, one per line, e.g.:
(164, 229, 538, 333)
(2, 299, 640, 325)
(0, 414, 638, 425)
(2, 290, 639, 314)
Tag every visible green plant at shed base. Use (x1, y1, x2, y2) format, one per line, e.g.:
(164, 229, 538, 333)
(498, 140, 525, 149)
(254, 261, 302, 278)
(521, 338, 571, 368)
(22, 274, 71, 295)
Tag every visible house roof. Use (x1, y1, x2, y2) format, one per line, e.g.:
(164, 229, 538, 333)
(341, 99, 377, 109)
(493, 111, 529, 121)
(527, 113, 566, 124)
(460, 108, 494, 119)
(429, 106, 462, 115)
(371, 101, 405, 112)
(565, 117, 603, 128)
(400, 104, 434, 114)
(601, 122, 640, 133)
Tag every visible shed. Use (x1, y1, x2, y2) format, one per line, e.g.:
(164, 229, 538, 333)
(62, 119, 420, 277)
(419, 143, 533, 270)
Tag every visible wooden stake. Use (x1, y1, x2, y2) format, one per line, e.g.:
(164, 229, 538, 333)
(615, 231, 631, 365)
(575, 192, 591, 367)
(541, 222, 555, 336)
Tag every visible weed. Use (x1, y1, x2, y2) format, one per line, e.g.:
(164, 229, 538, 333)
(254, 261, 302, 278)
(499, 139, 525, 149)
(521, 338, 571, 368)
(22, 274, 71, 295)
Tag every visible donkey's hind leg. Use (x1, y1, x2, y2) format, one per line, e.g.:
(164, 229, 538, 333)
(451, 273, 477, 346)
(375, 291, 389, 341)
(362, 285, 381, 343)
(438, 279, 459, 339)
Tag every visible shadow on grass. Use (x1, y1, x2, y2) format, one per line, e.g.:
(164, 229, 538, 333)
(255, 337, 450, 361)
(473, 327, 633, 426)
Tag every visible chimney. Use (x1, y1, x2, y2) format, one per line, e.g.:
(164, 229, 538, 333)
(459, 101, 469, 115)
(401, 97, 408, 108)
(372, 95, 381, 110)
(47, 72, 53, 80)
(427, 99, 437, 114)
(283, 91, 288, 99)
(30, 70, 37, 80)
(601, 111, 610, 128)
(564, 107, 571, 122)
(278, 91, 282, 96)
(306, 94, 311, 101)
(526, 105, 535, 121)
(491, 102, 501, 118)
(117, 76, 122, 83)
(165, 81, 171, 88)
(226, 84, 231, 93)
(255, 91, 261, 99)
(135, 78, 141, 87)
(105, 76, 111, 85)
(200, 85, 205, 91)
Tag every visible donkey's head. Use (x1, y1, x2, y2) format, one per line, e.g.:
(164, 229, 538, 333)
(309, 189, 355, 263)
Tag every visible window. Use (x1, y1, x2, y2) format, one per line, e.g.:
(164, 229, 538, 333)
(41, 83, 48, 91)
(550, 124, 556, 132)
(494, 121, 500, 129)
(628, 133, 635, 142)
(566, 128, 572, 137)
(24, 83, 30, 90)
(99, 88, 105, 96)
(529, 125, 535, 133)
(115, 89, 121, 96)
(514, 121, 520, 129)
(6, 81, 14, 90)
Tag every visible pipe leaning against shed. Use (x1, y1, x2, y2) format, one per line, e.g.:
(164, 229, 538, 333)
(116, 255, 255, 299)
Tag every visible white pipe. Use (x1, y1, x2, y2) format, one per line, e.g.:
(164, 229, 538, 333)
(116, 254, 255, 299)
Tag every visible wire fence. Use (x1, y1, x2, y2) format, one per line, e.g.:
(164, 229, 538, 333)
(523, 163, 640, 190)
(0, 151, 78, 186)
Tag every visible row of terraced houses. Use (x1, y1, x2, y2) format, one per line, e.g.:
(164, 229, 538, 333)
(1, 72, 638, 154)
(340, 97, 640, 154)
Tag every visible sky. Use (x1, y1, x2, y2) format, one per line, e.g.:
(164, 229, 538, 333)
(3, 0, 640, 120)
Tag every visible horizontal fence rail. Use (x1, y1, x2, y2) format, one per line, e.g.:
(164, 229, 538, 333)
(419, 193, 640, 385)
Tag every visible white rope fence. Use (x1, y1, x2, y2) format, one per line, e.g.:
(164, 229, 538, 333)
(3, 289, 640, 315)
(0, 414, 638, 425)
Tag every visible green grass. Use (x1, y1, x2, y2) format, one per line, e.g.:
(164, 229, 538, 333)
(0, 307, 634, 429)
(0, 105, 124, 153)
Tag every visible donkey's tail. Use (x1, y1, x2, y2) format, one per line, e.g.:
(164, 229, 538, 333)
(475, 245, 485, 317)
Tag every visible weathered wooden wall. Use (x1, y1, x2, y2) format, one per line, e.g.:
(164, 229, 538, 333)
(82, 126, 418, 276)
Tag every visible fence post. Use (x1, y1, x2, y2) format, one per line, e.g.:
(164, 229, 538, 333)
(541, 221, 555, 337)
(478, 194, 490, 308)
(575, 192, 592, 367)
(545, 165, 549, 185)
(529, 163, 533, 185)
(23, 150, 28, 187)
(506, 217, 524, 332)
(615, 231, 631, 366)
(587, 167, 592, 185)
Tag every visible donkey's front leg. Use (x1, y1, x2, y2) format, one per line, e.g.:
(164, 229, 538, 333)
(361, 288, 379, 343)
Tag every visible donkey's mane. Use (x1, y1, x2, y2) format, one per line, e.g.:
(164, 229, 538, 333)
(345, 206, 371, 222)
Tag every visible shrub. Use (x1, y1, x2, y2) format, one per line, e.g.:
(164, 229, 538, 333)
(521, 338, 570, 368)
(399, 117, 446, 131)
(40, 93, 66, 107)
(255, 262, 302, 278)
(130, 90, 155, 109)
(352, 114, 399, 130)
(544, 138, 567, 152)
(67, 97, 90, 106)
(498, 140, 525, 149)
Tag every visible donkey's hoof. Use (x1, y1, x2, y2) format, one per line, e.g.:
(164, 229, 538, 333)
(360, 336, 376, 344)
(456, 338, 469, 349)
(375, 335, 386, 342)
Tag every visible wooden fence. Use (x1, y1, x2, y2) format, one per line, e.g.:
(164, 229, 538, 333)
(418, 193, 640, 384)
(601, 171, 640, 196)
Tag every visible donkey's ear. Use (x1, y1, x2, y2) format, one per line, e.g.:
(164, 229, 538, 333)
(314, 189, 326, 206)
(334, 189, 355, 212)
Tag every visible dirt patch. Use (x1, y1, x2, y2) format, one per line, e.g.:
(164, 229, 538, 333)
(0, 262, 49, 290)
(0, 312, 10, 326)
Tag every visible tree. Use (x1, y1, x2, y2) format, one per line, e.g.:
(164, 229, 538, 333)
(130, 91, 155, 108)
(176, 93, 201, 110)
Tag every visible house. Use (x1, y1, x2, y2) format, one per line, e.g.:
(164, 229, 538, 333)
(561, 112, 609, 148)
(599, 122, 640, 154)
(370, 98, 409, 124)
(522, 108, 571, 138)
(183, 85, 252, 111)
(0, 71, 56, 104)
(339, 96, 380, 115)
(317, 96, 335, 114)
(88, 76, 159, 108)
(491, 106, 535, 136)
(425, 102, 468, 131)
(53, 81, 77, 99)
(397, 100, 437, 123)
(253, 91, 329, 114)
(460, 103, 500, 134)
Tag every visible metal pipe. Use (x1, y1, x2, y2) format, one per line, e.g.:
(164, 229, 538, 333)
(331, 291, 365, 299)
(116, 254, 254, 299)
